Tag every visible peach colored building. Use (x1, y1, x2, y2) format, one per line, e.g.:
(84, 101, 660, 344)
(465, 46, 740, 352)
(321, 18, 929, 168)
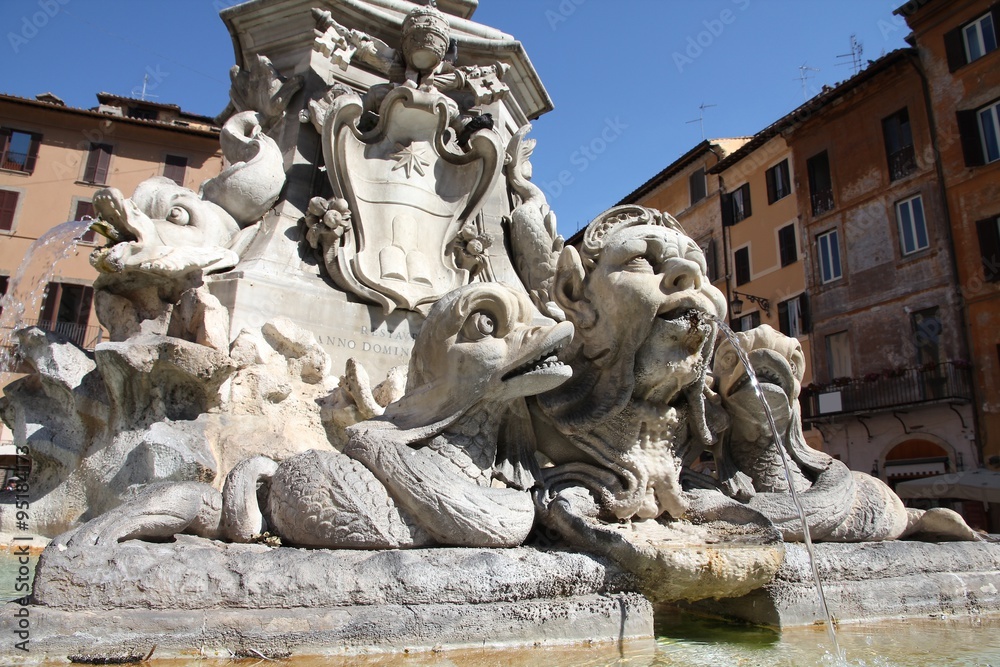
(709, 134, 813, 383)
(614, 138, 749, 303)
(898, 0, 1000, 472)
(0, 92, 222, 349)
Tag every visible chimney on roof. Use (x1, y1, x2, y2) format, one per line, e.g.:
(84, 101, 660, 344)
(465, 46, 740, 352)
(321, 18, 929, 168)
(35, 92, 65, 106)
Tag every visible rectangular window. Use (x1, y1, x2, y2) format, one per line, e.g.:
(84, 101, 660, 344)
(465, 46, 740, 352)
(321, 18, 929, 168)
(83, 143, 112, 184)
(826, 331, 852, 380)
(689, 167, 706, 205)
(39, 282, 94, 348)
(734, 246, 751, 286)
(896, 194, 929, 256)
(979, 100, 1000, 164)
(0, 128, 41, 174)
(778, 294, 810, 338)
(964, 12, 998, 62)
(778, 223, 798, 267)
(701, 237, 718, 283)
(74, 200, 98, 244)
(765, 159, 791, 204)
(735, 311, 761, 333)
(0, 189, 18, 232)
(164, 154, 187, 186)
(817, 229, 842, 284)
(975, 214, 1000, 282)
(807, 151, 834, 216)
(946, 8, 1000, 70)
(911, 307, 942, 367)
(883, 108, 916, 181)
(731, 182, 752, 223)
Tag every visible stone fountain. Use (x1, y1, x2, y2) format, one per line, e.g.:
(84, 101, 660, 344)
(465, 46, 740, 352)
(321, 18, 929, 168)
(1, 1, 998, 662)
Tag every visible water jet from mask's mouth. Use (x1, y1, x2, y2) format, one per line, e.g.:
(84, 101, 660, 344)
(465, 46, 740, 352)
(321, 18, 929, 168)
(710, 314, 844, 663)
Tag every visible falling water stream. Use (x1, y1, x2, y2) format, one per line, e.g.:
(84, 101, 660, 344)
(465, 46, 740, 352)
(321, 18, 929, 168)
(712, 316, 845, 663)
(0, 219, 94, 374)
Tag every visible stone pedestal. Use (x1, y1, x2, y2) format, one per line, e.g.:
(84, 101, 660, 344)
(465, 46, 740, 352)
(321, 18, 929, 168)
(686, 540, 1000, 627)
(6, 537, 652, 662)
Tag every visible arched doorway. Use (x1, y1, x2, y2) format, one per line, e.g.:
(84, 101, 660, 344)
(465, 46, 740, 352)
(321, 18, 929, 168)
(883, 438, 987, 530)
(882, 438, 951, 488)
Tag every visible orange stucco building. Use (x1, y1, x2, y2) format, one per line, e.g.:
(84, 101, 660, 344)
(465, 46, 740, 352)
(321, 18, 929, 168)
(0, 92, 222, 349)
(615, 138, 749, 316)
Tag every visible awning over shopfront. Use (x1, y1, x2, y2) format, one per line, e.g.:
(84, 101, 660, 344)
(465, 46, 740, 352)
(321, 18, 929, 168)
(895, 469, 1000, 504)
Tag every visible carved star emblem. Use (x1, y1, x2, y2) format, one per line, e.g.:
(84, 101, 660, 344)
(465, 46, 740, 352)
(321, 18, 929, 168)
(390, 143, 430, 178)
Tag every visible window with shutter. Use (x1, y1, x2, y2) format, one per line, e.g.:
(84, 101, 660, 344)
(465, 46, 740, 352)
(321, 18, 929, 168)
(976, 215, 1000, 282)
(735, 311, 760, 333)
(945, 7, 1000, 70)
(0, 189, 19, 232)
(734, 246, 751, 286)
(74, 200, 98, 244)
(766, 160, 791, 204)
(731, 182, 752, 222)
(721, 192, 734, 227)
(0, 128, 41, 174)
(963, 12, 998, 62)
(702, 237, 718, 283)
(778, 224, 798, 267)
(164, 154, 187, 186)
(83, 143, 113, 184)
(38, 282, 94, 347)
(689, 167, 706, 206)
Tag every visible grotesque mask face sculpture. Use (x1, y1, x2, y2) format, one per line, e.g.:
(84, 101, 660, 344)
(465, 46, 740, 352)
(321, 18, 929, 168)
(545, 206, 726, 431)
(587, 222, 726, 405)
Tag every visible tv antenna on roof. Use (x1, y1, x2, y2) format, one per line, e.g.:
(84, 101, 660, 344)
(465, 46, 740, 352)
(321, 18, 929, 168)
(796, 64, 820, 101)
(686, 103, 716, 140)
(136, 73, 159, 101)
(836, 35, 864, 76)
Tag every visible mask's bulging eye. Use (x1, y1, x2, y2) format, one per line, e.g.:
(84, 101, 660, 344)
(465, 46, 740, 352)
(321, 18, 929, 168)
(167, 206, 191, 225)
(461, 310, 497, 341)
(625, 255, 655, 273)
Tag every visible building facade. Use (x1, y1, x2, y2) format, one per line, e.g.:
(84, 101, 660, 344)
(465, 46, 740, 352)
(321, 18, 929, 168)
(783, 49, 984, 524)
(614, 138, 749, 306)
(0, 92, 222, 350)
(898, 0, 1000, 472)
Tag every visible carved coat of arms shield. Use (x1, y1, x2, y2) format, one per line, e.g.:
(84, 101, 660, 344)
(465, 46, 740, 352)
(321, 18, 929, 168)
(322, 86, 503, 314)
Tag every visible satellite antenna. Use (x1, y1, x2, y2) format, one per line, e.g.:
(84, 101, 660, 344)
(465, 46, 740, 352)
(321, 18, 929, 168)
(836, 35, 864, 76)
(686, 103, 716, 140)
(796, 64, 820, 101)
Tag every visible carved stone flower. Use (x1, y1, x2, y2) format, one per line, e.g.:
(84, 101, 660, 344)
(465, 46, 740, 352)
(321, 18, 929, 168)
(454, 222, 492, 273)
(304, 197, 352, 251)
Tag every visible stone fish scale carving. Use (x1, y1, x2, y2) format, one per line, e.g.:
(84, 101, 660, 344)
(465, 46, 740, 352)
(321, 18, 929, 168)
(65, 283, 573, 550)
(9, 6, 995, 656)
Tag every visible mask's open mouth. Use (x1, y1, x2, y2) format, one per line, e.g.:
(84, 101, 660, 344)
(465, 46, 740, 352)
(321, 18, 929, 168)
(503, 354, 569, 381)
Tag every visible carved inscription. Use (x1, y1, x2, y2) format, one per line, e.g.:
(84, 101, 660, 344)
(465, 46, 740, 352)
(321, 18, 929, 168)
(314, 324, 418, 358)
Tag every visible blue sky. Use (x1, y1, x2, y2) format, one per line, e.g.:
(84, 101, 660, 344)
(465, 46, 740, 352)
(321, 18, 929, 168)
(1, 0, 911, 238)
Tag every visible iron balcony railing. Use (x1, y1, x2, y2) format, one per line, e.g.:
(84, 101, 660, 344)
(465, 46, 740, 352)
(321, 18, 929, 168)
(4, 320, 105, 351)
(888, 145, 917, 181)
(801, 361, 973, 421)
(810, 189, 835, 216)
(0, 150, 30, 172)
